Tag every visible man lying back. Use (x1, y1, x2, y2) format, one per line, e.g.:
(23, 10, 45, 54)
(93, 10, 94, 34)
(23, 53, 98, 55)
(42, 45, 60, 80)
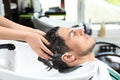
(38, 27, 120, 80)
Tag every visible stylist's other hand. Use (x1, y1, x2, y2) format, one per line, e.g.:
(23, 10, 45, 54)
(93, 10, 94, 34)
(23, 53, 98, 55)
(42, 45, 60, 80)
(24, 30, 53, 60)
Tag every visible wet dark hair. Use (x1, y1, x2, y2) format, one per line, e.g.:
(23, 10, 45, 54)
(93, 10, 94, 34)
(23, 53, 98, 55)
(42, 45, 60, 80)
(38, 27, 71, 72)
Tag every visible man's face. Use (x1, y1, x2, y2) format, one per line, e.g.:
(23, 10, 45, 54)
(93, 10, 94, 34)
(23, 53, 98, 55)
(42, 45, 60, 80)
(57, 27, 96, 58)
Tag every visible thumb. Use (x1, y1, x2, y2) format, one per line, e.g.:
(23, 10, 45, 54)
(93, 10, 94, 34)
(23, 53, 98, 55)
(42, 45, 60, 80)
(36, 29, 46, 36)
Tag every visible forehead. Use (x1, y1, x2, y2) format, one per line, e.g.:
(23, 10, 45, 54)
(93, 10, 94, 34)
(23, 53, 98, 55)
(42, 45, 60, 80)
(57, 27, 71, 40)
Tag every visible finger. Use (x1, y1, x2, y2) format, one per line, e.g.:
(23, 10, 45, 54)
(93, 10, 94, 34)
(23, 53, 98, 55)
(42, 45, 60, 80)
(41, 36, 50, 45)
(40, 39, 53, 55)
(37, 49, 52, 60)
(39, 31, 46, 35)
(36, 29, 46, 35)
(40, 35, 53, 56)
(40, 42, 53, 56)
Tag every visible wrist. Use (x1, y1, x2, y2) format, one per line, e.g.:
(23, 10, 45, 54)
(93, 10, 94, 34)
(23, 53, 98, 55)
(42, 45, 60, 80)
(21, 31, 30, 42)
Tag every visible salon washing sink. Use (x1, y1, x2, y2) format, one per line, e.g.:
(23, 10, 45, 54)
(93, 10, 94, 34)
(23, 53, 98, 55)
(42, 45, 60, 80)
(0, 40, 58, 80)
(0, 40, 98, 80)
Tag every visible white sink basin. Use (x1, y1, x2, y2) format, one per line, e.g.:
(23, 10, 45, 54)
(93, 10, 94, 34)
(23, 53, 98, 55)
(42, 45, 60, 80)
(0, 40, 97, 80)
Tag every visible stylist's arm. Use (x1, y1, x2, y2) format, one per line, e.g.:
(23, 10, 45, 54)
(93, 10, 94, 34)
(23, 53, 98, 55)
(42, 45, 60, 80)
(0, 16, 53, 60)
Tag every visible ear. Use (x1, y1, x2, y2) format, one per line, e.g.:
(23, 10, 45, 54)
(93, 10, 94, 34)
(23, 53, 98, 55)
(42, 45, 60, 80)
(61, 52, 75, 63)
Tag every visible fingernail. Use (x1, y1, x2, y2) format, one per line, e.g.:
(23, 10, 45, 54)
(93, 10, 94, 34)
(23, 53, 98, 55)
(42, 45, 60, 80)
(50, 53, 54, 56)
(49, 57, 52, 60)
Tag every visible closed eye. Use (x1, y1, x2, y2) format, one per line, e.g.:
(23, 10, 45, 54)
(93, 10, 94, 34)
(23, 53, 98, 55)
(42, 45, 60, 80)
(70, 30, 75, 38)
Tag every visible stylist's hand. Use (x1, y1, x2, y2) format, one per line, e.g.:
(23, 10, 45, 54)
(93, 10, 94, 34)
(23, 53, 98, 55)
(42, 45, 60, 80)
(24, 30, 53, 60)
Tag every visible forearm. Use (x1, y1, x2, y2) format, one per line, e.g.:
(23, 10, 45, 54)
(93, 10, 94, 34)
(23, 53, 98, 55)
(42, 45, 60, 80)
(0, 17, 52, 60)
(0, 16, 37, 32)
(0, 26, 26, 41)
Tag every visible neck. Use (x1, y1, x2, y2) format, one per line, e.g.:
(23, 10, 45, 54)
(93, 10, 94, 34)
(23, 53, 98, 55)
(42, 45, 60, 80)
(68, 52, 96, 67)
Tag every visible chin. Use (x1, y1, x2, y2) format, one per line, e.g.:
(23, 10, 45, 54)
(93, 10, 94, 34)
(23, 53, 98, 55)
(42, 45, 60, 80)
(88, 38, 96, 50)
(91, 39, 96, 49)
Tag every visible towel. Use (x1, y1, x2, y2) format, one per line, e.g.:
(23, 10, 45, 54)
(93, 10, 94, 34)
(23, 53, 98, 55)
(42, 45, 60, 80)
(57, 59, 120, 80)
(92, 59, 112, 80)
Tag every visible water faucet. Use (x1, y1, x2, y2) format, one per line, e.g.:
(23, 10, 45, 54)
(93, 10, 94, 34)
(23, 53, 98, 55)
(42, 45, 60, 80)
(0, 43, 16, 50)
